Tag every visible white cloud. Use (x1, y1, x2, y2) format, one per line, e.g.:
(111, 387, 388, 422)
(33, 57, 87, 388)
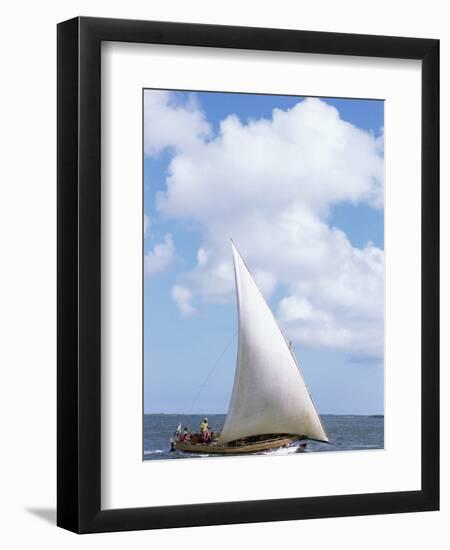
(156, 97, 384, 219)
(144, 90, 211, 156)
(171, 285, 195, 318)
(277, 232, 384, 357)
(144, 234, 174, 276)
(197, 247, 209, 266)
(145, 93, 384, 359)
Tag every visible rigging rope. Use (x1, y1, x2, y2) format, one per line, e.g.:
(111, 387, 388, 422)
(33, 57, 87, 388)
(188, 332, 236, 414)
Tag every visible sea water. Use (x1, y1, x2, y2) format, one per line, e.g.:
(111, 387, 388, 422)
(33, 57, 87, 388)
(143, 413, 384, 460)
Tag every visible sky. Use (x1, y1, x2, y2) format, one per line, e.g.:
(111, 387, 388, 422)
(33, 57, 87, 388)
(143, 89, 384, 415)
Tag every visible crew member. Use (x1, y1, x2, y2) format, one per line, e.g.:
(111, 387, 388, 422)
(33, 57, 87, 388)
(180, 427, 190, 442)
(200, 417, 210, 443)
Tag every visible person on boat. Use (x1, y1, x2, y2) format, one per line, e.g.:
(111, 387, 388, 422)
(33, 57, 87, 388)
(180, 427, 190, 442)
(200, 418, 210, 444)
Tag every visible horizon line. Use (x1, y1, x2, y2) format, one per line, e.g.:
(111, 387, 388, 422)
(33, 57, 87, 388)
(143, 412, 384, 417)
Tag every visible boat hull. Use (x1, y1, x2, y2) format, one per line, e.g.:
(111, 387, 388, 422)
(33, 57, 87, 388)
(175, 434, 302, 455)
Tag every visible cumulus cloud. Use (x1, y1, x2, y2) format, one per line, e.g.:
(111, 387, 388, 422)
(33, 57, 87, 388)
(144, 90, 211, 156)
(156, 97, 384, 218)
(171, 285, 196, 318)
(144, 92, 384, 359)
(277, 234, 384, 358)
(144, 234, 174, 276)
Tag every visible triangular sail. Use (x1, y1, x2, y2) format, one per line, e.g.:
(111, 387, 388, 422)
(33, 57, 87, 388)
(219, 242, 328, 444)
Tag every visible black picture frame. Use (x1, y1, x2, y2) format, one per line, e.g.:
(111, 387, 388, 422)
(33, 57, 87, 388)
(57, 16, 439, 534)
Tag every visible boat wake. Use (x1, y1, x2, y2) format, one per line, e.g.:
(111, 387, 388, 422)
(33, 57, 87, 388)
(261, 444, 303, 456)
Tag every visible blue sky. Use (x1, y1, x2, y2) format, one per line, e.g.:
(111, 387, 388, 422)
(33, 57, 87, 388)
(143, 90, 384, 415)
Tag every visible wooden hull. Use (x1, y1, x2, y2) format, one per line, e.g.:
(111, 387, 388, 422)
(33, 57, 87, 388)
(175, 434, 302, 455)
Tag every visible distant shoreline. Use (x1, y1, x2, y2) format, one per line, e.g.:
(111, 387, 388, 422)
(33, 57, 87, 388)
(144, 412, 384, 417)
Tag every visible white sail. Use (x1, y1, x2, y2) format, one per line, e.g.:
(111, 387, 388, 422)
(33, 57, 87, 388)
(219, 242, 328, 444)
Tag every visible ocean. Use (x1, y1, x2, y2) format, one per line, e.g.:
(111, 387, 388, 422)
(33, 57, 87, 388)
(143, 413, 384, 460)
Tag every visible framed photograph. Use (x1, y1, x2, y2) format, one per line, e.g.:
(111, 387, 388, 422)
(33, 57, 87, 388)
(57, 17, 439, 533)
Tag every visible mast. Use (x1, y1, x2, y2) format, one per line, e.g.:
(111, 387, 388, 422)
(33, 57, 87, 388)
(219, 241, 328, 444)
